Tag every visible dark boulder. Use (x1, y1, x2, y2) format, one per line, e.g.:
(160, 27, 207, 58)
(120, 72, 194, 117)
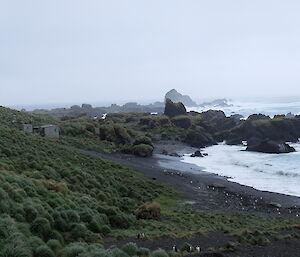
(223, 117, 300, 144)
(190, 150, 203, 157)
(221, 113, 300, 147)
(246, 140, 295, 154)
(169, 152, 181, 157)
(229, 114, 244, 125)
(196, 110, 237, 134)
(197, 110, 226, 123)
(247, 136, 263, 147)
(164, 99, 187, 117)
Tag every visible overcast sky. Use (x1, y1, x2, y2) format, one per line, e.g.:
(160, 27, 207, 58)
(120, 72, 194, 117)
(1, 0, 300, 106)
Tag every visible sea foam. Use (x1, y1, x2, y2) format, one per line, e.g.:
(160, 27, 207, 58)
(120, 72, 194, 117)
(188, 97, 300, 118)
(182, 143, 300, 197)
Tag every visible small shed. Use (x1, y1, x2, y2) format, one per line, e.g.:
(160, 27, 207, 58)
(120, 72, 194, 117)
(23, 124, 33, 133)
(40, 125, 60, 138)
(94, 127, 100, 135)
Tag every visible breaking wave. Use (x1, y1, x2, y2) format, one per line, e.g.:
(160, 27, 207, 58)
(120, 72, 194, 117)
(182, 142, 300, 197)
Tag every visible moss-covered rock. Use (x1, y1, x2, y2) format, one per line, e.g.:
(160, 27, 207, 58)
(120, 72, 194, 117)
(133, 136, 153, 147)
(222, 117, 300, 144)
(139, 116, 171, 129)
(184, 127, 216, 147)
(164, 99, 187, 117)
(131, 144, 154, 157)
(134, 202, 161, 220)
(171, 116, 192, 129)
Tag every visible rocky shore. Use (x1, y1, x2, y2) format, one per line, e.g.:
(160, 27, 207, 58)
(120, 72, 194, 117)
(78, 142, 300, 218)
(76, 143, 300, 257)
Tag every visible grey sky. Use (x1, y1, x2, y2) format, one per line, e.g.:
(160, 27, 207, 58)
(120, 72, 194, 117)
(1, 0, 300, 106)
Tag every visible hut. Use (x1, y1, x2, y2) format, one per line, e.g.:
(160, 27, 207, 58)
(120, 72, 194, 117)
(23, 124, 33, 133)
(40, 125, 60, 138)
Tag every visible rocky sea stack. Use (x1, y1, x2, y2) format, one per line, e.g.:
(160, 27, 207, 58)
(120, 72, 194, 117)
(165, 89, 197, 107)
(164, 98, 187, 117)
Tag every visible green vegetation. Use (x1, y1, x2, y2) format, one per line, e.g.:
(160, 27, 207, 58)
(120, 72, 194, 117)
(221, 114, 300, 144)
(134, 202, 161, 220)
(1, 106, 300, 255)
(121, 242, 138, 256)
(150, 249, 169, 257)
(56, 108, 238, 153)
(0, 107, 170, 254)
(0, 106, 54, 127)
(171, 116, 192, 129)
(59, 115, 156, 157)
(59, 116, 135, 152)
(131, 144, 153, 157)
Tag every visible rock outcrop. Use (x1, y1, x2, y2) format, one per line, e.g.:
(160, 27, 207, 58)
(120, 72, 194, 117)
(165, 89, 197, 107)
(190, 150, 203, 157)
(131, 144, 154, 157)
(171, 116, 192, 129)
(199, 98, 232, 108)
(184, 127, 216, 148)
(194, 110, 238, 135)
(164, 99, 187, 117)
(246, 140, 295, 154)
(247, 114, 271, 121)
(221, 116, 300, 145)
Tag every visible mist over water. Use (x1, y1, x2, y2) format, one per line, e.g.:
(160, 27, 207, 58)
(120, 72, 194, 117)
(188, 96, 300, 118)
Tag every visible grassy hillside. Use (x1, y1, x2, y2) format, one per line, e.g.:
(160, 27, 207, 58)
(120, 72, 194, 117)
(0, 107, 169, 256)
(1, 107, 300, 256)
(0, 106, 54, 127)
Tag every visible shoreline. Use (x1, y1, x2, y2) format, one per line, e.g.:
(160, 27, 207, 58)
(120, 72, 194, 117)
(179, 142, 300, 198)
(77, 142, 300, 218)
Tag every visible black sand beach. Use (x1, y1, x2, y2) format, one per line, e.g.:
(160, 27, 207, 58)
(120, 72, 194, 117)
(76, 142, 300, 257)
(78, 141, 300, 218)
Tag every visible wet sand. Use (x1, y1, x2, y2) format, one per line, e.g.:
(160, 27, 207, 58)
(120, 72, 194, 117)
(77, 141, 300, 218)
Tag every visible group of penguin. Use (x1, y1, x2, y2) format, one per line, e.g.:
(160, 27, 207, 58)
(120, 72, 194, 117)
(136, 233, 201, 253)
(172, 245, 201, 253)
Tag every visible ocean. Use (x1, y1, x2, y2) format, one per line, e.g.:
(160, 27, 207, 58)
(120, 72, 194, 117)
(189, 96, 300, 118)
(183, 97, 300, 197)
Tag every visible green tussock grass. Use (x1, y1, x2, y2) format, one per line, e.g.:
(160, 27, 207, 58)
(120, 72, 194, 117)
(1, 107, 300, 255)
